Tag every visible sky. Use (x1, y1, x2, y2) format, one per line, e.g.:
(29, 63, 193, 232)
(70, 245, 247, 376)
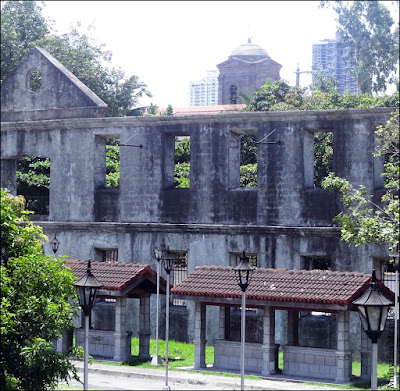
(40, 1, 344, 108)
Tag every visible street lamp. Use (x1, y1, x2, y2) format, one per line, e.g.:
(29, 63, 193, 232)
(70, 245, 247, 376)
(162, 249, 175, 391)
(151, 249, 163, 366)
(352, 269, 393, 390)
(50, 234, 60, 256)
(73, 260, 102, 391)
(390, 249, 399, 389)
(233, 251, 255, 391)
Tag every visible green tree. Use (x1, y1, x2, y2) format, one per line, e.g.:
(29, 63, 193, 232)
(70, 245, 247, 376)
(1, 1, 152, 116)
(245, 78, 399, 187)
(322, 109, 399, 253)
(1, 189, 83, 390)
(320, 0, 399, 94)
(0, 0, 50, 82)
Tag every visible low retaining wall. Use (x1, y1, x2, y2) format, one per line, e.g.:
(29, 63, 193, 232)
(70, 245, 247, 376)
(282, 345, 338, 380)
(75, 329, 132, 360)
(214, 339, 263, 373)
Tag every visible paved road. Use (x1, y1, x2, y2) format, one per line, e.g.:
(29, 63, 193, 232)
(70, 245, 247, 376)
(59, 373, 234, 390)
(56, 361, 343, 391)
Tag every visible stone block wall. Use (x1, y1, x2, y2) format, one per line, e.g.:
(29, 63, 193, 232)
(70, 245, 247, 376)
(214, 339, 264, 373)
(75, 329, 131, 359)
(282, 345, 338, 380)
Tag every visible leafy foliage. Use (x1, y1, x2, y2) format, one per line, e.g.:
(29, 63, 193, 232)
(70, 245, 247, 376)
(240, 164, 257, 188)
(1, 189, 83, 390)
(174, 163, 190, 188)
(1, 1, 151, 116)
(321, 109, 399, 253)
(105, 139, 120, 187)
(320, 0, 399, 94)
(0, 0, 50, 82)
(246, 79, 398, 188)
(16, 157, 50, 214)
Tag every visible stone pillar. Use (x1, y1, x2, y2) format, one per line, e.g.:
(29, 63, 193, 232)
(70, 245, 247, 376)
(113, 297, 129, 361)
(1, 159, 17, 195)
(139, 294, 151, 358)
(261, 306, 276, 376)
(335, 311, 352, 383)
(360, 326, 372, 380)
(218, 306, 225, 339)
(287, 311, 299, 346)
(193, 302, 206, 369)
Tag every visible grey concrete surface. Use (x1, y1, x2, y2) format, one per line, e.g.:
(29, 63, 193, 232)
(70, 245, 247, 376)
(59, 360, 344, 390)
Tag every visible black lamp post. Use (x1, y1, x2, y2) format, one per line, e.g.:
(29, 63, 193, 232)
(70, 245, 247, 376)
(352, 269, 393, 390)
(50, 234, 60, 256)
(151, 249, 163, 366)
(73, 260, 102, 391)
(233, 251, 255, 391)
(162, 249, 175, 391)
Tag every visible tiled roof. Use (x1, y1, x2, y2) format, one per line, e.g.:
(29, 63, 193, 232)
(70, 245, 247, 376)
(170, 104, 247, 116)
(171, 266, 393, 308)
(67, 260, 167, 296)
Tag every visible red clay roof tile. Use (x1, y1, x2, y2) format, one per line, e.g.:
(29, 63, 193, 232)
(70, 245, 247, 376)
(171, 266, 389, 306)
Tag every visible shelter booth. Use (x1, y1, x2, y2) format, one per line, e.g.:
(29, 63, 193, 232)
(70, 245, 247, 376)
(171, 266, 395, 384)
(66, 261, 168, 361)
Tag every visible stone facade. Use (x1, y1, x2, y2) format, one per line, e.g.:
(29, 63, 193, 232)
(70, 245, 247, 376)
(0, 47, 395, 359)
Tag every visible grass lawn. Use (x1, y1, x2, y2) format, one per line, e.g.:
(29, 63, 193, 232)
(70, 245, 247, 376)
(91, 338, 398, 389)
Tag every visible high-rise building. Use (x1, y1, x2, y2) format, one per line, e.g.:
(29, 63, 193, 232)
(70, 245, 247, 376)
(312, 32, 357, 94)
(188, 70, 218, 106)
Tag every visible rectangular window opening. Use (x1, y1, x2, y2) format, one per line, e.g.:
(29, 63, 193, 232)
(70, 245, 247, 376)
(240, 134, 257, 188)
(301, 256, 331, 271)
(105, 138, 120, 188)
(229, 252, 258, 268)
(95, 248, 118, 263)
(174, 136, 190, 188)
(16, 156, 50, 216)
(313, 131, 333, 188)
(170, 250, 188, 306)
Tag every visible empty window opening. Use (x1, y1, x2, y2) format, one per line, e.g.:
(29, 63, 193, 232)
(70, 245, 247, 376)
(314, 132, 333, 187)
(16, 156, 50, 215)
(169, 250, 188, 306)
(174, 136, 190, 188)
(303, 130, 333, 188)
(95, 248, 118, 263)
(27, 68, 42, 91)
(240, 134, 258, 188)
(374, 258, 398, 292)
(301, 256, 331, 271)
(106, 138, 120, 188)
(229, 252, 258, 268)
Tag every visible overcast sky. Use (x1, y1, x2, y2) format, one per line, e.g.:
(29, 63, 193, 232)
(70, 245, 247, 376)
(40, 1, 348, 108)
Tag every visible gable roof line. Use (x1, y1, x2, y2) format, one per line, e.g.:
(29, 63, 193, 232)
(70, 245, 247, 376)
(34, 47, 107, 108)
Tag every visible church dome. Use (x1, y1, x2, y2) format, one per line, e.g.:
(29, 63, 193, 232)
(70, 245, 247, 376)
(230, 38, 269, 61)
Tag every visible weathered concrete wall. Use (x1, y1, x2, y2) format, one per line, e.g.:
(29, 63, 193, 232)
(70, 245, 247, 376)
(1, 108, 395, 352)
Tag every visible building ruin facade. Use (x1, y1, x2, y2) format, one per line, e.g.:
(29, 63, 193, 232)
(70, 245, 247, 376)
(1, 48, 395, 364)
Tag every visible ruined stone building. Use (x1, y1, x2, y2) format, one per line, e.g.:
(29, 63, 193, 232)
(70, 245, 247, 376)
(0, 47, 395, 359)
(217, 39, 282, 104)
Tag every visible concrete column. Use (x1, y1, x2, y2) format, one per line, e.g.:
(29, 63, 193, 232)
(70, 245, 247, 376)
(218, 306, 225, 339)
(139, 295, 151, 358)
(287, 311, 299, 346)
(261, 306, 276, 376)
(193, 302, 206, 369)
(335, 311, 352, 383)
(114, 297, 129, 361)
(1, 159, 17, 195)
(360, 326, 372, 380)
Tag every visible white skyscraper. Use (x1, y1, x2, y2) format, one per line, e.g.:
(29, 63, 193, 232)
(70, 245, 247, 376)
(188, 70, 218, 106)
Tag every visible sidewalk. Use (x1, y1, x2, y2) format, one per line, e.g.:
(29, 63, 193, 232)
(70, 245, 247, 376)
(72, 360, 345, 390)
